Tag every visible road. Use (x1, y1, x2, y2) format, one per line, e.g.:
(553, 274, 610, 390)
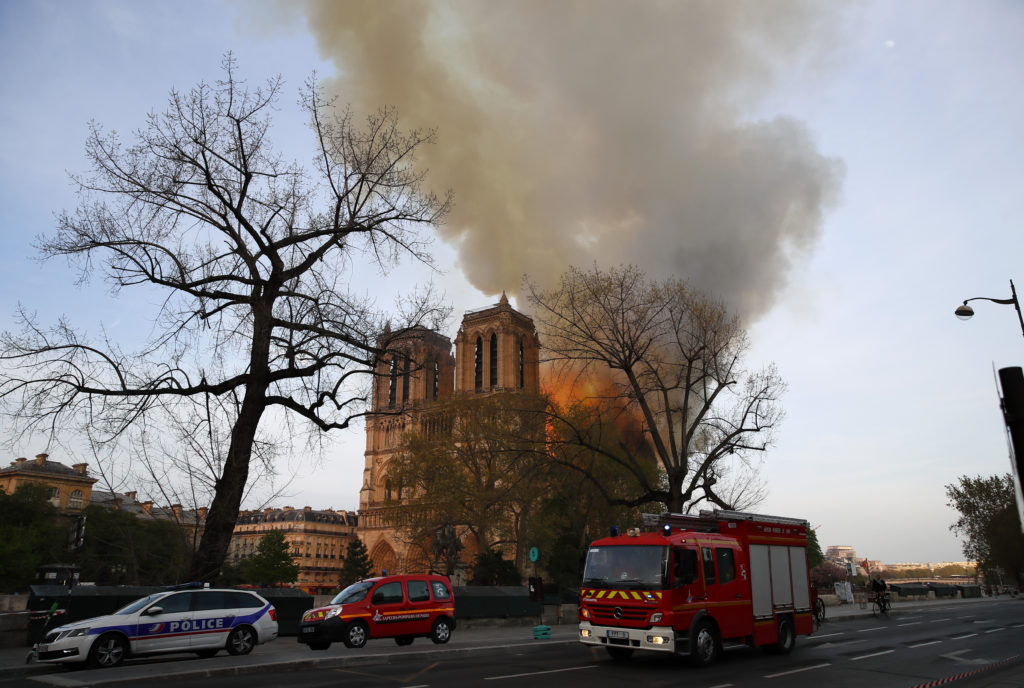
(7, 600, 1023, 687)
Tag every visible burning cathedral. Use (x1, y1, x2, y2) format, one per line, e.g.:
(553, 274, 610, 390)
(357, 293, 541, 579)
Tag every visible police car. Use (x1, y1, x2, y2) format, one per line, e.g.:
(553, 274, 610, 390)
(33, 586, 278, 668)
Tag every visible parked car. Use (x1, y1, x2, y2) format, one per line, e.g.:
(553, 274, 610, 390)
(298, 574, 455, 650)
(32, 586, 278, 668)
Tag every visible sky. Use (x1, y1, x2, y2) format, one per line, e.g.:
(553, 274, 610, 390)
(1, 0, 1022, 565)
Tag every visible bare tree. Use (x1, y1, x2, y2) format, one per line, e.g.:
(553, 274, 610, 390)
(527, 265, 784, 514)
(0, 55, 450, 580)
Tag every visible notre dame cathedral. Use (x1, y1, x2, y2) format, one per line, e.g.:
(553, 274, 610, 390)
(357, 293, 540, 579)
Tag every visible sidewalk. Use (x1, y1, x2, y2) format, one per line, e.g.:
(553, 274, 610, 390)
(3, 596, 1015, 686)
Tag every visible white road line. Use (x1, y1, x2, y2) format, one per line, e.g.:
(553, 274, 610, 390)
(858, 627, 886, 633)
(898, 622, 922, 627)
(930, 618, 952, 623)
(984, 628, 1005, 634)
(763, 662, 831, 678)
(900, 616, 923, 621)
(485, 665, 600, 681)
(707, 684, 734, 688)
(951, 633, 978, 640)
(1013, 624, 1024, 629)
(851, 650, 895, 661)
(909, 641, 942, 648)
(811, 632, 845, 639)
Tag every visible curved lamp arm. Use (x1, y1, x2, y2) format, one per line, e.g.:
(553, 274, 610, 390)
(954, 280, 1024, 340)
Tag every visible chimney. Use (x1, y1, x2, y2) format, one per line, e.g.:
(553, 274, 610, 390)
(282, 506, 294, 512)
(71, 463, 88, 475)
(197, 507, 208, 520)
(125, 491, 137, 501)
(304, 506, 312, 512)
(14, 457, 27, 466)
(142, 501, 153, 515)
(113, 497, 122, 509)
(35, 453, 48, 466)
(171, 504, 183, 519)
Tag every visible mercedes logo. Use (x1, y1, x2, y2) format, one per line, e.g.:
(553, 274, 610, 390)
(613, 607, 623, 619)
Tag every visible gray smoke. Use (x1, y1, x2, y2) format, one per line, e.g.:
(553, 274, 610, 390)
(297, 0, 845, 318)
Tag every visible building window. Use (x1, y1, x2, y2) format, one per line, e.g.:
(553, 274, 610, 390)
(385, 480, 393, 501)
(402, 356, 411, 404)
(518, 337, 525, 388)
(48, 487, 60, 506)
(432, 359, 439, 400)
(69, 489, 83, 509)
(489, 333, 498, 388)
(388, 356, 398, 408)
(474, 336, 483, 391)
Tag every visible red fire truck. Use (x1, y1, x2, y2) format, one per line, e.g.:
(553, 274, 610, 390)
(578, 509, 814, 666)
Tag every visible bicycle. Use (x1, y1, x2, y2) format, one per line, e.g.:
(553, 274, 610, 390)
(813, 597, 826, 627)
(871, 591, 891, 616)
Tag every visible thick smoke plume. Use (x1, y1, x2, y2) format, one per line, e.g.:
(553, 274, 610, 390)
(298, 0, 845, 319)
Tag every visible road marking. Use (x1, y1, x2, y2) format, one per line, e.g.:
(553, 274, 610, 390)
(901, 616, 923, 621)
(909, 641, 942, 648)
(486, 665, 600, 680)
(930, 618, 951, 623)
(858, 626, 886, 632)
(1013, 624, 1024, 629)
(763, 662, 831, 678)
(951, 633, 977, 640)
(984, 628, 1004, 634)
(898, 622, 922, 627)
(707, 684, 734, 688)
(811, 632, 844, 639)
(851, 650, 895, 661)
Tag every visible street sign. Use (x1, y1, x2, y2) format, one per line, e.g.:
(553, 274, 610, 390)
(529, 547, 539, 563)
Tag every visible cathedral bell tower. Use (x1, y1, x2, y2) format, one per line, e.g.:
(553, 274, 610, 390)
(453, 292, 540, 395)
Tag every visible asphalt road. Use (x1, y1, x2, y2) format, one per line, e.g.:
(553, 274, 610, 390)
(7, 599, 1023, 688)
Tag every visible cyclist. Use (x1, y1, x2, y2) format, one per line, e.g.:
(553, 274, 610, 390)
(870, 574, 889, 612)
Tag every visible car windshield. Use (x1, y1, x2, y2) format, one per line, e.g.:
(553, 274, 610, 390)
(582, 545, 668, 589)
(113, 593, 166, 615)
(331, 580, 374, 605)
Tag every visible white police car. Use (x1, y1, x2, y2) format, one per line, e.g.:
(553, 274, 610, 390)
(33, 587, 278, 668)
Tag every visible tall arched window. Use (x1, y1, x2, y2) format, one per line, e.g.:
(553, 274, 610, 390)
(385, 479, 393, 501)
(518, 337, 525, 388)
(48, 487, 60, 506)
(432, 359, 439, 400)
(474, 336, 483, 391)
(69, 489, 83, 509)
(489, 333, 498, 388)
(388, 356, 398, 408)
(402, 356, 411, 403)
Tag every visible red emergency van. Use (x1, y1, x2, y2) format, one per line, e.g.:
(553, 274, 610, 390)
(298, 574, 455, 650)
(578, 510, 814, 666)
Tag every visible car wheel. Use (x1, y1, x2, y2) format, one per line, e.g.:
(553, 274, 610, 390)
(88, 633, 128, 669)
(395, 636, 414, 646)
(343, 621, 368, 649)
(689, 620, 720, 667)
(770, 617, 796, 655)
(307, 641, 331, 651)
(606, 646, 634, 661)
(430, 618, 452, 644)
(195, 649, 218, 658)
(226, 625, 257, 656)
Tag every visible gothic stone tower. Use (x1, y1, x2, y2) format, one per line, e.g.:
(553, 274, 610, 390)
(356, 294, 541, 578)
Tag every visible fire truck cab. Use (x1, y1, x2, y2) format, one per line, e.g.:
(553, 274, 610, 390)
(578, 510, 814, 666)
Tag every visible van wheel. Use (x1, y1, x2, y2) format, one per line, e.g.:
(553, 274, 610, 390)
(226, 625, 256, 655)
(689, 620, 720, 667)
(395, 636, 414, 646)
(431, 618, 452, 644)
(770, 617, 795, 655)
(88, 633, 127, 668)
(344, 621, 368, 649)
(606, 647, 634, 661)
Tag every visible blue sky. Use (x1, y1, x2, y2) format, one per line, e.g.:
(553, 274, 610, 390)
(2, 0, 1022, 564)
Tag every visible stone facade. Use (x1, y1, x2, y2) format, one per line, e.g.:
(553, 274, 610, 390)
(357, 294, 540, 578)
(0, 453, 97, 513)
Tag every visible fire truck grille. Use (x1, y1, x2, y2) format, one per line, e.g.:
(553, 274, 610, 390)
(591, 606, 649, 622)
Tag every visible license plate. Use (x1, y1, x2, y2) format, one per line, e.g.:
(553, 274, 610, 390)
(606, 630, 628, 639)
(302, 627, 315, 633)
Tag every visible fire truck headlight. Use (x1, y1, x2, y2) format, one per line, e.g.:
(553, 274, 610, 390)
(580, 608, 591, 620)
(580, 628, 592, 638)
(646, 634, 671, 645)
(649, 612, 662, 624)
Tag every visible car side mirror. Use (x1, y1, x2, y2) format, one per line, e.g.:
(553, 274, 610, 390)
(143, 606, 163, 616)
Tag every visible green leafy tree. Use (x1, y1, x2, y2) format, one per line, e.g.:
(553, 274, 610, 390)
(946, 474, 1024, 587)
(0, 484, 65, 592)
(243, 531, 299, 587)
(339, 537, 373, 588)
(806, 528, 824, 569)
(470, 549, 522, 586)
(74, 505, 191, 585)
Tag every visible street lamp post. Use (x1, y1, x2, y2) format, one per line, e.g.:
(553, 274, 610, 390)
(954, 279, 1024, 340)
